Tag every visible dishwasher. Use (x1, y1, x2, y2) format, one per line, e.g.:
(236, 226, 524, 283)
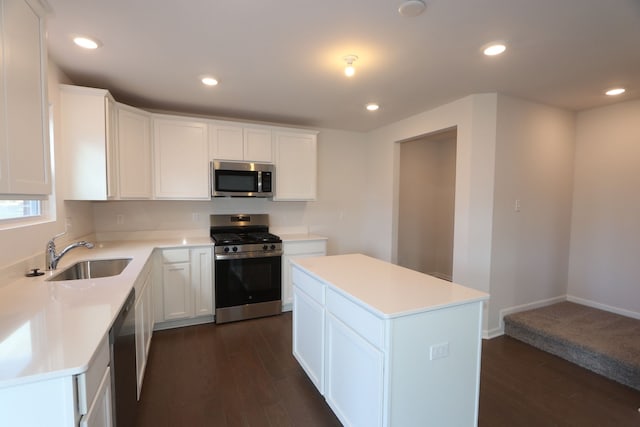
(109, 289, 137, 427)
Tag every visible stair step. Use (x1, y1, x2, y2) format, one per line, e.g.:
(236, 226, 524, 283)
(504, 302, 640, 391)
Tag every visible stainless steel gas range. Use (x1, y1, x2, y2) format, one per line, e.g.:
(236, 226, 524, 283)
(210, 214, 282, 323)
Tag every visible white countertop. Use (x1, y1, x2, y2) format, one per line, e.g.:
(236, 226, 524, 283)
(279, 233, 328, 242)
(292, 254, 489, 318)
(0, 238, 212, 389)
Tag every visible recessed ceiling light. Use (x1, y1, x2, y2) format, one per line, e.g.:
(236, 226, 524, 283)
(483, 43, 506, 56)
(398, 0, 426, 17)
(605, 88, 625, 96)
(366, 103, 380, 111)
(73, 36, 100, 49)
(201, 76, 219, 86)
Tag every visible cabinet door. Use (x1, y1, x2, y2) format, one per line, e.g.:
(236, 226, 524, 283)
(79, 366, 113, 427)
(209, 124, 243, 160)
(162, 262, 191, 320)
(292, 286, 325, 393)
(244, 127, 272, 162)
(60, 86, 113, 200)
(273, 131, 317, 201)
(190, 247, 213, 317)
(0, 0, 50, 195)
(117, 105, 152, 199)
(134, 291, 145, 399)
(105, 97, 118, 199)
(154, 117, 209, 199)
(325, 313, 384, 427)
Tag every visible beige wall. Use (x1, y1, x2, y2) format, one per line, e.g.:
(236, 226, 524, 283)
(398, 132, 456, 279)
(488, 95, 575, 334)
(568, 99, 640, 317)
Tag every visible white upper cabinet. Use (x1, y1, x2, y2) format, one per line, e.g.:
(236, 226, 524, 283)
(60, 85, 118, 200)
(117, 103, 152, 199)
(153, 115, 209, 199)
(0, 0, 50, 195)
(273, 130, 318, 201)
(209, 123, 272, 163)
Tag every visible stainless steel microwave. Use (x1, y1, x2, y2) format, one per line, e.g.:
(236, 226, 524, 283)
(211, 160, 274, 197)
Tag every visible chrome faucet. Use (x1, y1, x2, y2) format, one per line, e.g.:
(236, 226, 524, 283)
(46, 232, 95, 270)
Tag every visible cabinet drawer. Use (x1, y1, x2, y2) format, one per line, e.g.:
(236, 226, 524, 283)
(326, 288, 385, 349)
(292, 266, 324, 304)
(76, 334, 110, 415)
(162, 248, 190, 263)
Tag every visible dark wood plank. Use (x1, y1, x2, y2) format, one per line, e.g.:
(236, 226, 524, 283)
(136, 314, 341, 427)
(136, 315, 640, 427)
(479, 336, 640, 427)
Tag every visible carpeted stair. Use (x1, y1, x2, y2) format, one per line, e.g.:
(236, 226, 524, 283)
(504, 301, 640, 391)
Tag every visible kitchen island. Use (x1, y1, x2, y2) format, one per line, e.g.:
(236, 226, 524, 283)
(291, 253, 489, 427)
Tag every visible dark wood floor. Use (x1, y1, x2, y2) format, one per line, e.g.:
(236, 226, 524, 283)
(136, 313, 640, 427)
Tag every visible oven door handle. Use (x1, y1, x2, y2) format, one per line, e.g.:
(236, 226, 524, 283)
(214, 251, 283, 261)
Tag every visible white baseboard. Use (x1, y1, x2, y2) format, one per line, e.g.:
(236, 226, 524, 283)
(566, 295, 640, 320)
(486, 295, 568, 339)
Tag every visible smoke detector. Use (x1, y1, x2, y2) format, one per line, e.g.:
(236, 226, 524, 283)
(398, 0, 426, 17)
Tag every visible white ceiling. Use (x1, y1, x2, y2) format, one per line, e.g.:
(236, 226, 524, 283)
(44, 0, 640, 132)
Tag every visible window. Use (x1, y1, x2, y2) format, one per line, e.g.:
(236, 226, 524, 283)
(0, 199, 42, 221)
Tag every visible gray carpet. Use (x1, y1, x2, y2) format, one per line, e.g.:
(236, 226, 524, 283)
(504, 301, 640, 391)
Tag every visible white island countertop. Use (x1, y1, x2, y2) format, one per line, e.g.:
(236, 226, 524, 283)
(0, 238, 212, 389)
(293, 253, 489, 318)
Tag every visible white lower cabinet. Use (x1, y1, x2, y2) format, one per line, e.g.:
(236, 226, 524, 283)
(155, 247, 214, 328)
(292, 262, 484, 427)
(134, 261, 153, 399)
(77, 335, 112, 427)
(79, 366, 112, 427)
(325, 313, 384, 427)
(292, 283, 325, 393)
(282, 238, 327, 310)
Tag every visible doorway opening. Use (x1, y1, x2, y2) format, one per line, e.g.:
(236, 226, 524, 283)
(397, 127, 457, 281)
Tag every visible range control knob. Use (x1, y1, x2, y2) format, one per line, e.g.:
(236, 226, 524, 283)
(270, 244, 276, 250)
(223, 247, 230, 253)
(263, 245, 269, 251)
(232, 246, 238, 252)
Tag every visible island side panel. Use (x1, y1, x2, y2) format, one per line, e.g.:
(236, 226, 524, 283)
(387, 301, 483, 426)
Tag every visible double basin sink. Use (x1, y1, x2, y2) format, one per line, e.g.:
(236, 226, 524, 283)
(47, 258, 132, 281)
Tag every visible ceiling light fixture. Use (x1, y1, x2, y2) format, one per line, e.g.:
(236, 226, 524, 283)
(343, 55, 358, 77)
(605, 88, 625, 96)
(398, 0, 426, 17)
(366, 103, 380, 111)
(201, 76, 219, 86)
(483, 43, 506, 56)
(73, 36, 100, 49)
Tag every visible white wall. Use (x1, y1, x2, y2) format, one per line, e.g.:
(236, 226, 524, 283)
(92, 128, 368, 255)
(568, 100, 640, 317)
(488, 95, 575, 334)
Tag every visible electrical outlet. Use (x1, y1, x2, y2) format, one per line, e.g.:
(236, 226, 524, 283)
(192, 212, 200, 222)
(116, 214, 124, 225)
(430, 342, 449, 360)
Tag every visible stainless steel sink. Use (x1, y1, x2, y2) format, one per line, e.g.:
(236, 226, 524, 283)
(47, 258, 132, 281)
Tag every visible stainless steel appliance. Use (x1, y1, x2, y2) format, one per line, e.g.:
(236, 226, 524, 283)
(109, 289, 137, 427)
(210, 214, 282, 323)
(211, 160, 274, 197)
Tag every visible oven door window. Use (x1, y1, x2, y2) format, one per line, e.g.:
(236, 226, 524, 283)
(215, 256, 281, 308)
(215, 170, 258, 193)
